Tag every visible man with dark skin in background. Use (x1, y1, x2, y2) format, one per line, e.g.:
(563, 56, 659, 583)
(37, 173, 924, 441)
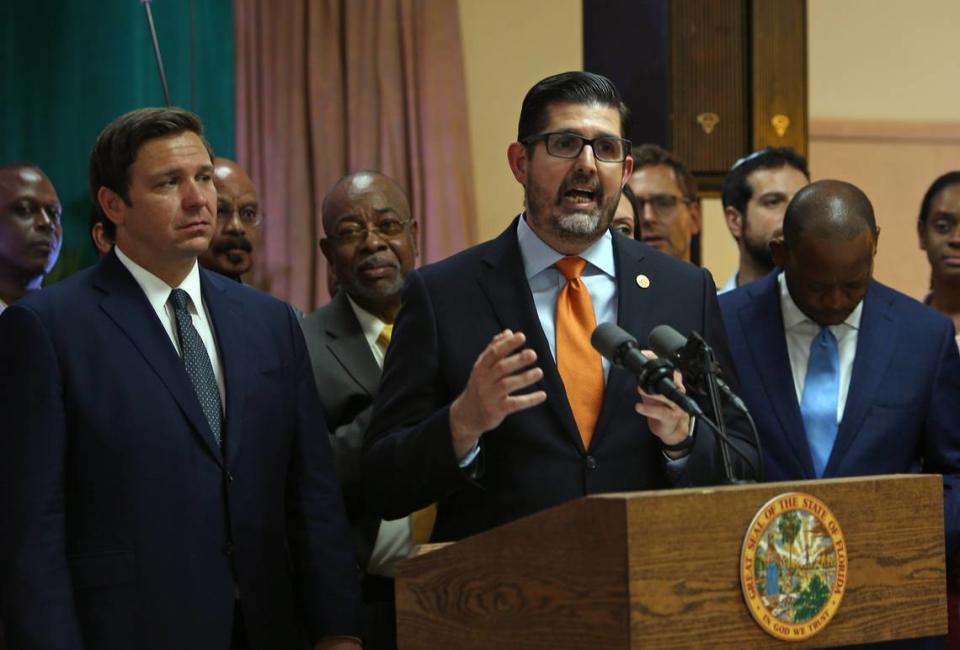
(198, 158, 261, 282)
(720, 180, 960, 648)
(302, 170, 420, 650)
(0, 164, 62, 313)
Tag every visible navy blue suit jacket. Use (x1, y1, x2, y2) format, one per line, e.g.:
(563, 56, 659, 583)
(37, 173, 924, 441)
(719, 272, 960, 567)
(362, 220, 759, 542)
(0, 252, 360, 650)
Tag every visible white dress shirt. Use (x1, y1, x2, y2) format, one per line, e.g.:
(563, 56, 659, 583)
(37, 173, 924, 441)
(778, 272, 862, 422)
(115, 246, 226, 410)
(346, 296, 412, 577)
(0, 298, 7, 315)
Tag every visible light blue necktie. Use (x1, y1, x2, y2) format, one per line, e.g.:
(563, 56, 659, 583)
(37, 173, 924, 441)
(800, 327, 839, 477)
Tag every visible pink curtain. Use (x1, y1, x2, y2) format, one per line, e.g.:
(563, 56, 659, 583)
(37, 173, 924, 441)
(234, 0, 476, 312)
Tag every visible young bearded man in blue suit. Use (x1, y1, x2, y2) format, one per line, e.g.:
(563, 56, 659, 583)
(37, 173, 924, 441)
(0, 108, 361, 650)
(719, 179, 960, 647)
(362, 72, 759, 543)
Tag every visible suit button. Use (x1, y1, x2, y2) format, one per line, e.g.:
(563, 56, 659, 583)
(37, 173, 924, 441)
(223, 543, 235, 557)
(226, 472, 234, 483)
(585, 455, 598, 470)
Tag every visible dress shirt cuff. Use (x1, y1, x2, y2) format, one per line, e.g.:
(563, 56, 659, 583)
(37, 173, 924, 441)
(661, 416, 696, 465)
(458, 442, 481, 468)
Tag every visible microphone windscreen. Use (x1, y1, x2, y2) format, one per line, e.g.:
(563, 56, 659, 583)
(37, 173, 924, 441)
(591, 322, 636, 360)
(648, 324, 687, 359)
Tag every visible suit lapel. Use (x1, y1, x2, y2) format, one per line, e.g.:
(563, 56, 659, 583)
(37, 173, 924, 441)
(591, 235, 651, 447)
(738, 275, 817, 478)
(95, 253, 224, 466)
(324, 293, 381, 395)
(202, 270, 246, 467)
(825, 283, 896, 475)
(476, 220, 582, 449)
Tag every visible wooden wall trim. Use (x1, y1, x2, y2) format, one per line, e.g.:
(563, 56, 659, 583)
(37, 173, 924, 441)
(810, 118, 960, 144)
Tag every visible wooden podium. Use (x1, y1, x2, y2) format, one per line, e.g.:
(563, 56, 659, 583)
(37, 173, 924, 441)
(395, 474, 947, 648)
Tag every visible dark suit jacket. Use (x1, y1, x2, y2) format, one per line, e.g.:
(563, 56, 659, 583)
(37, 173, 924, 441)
(719, 272, 960, 566)
(301, 292, 382, 568)
(0, 252, 361, 650)
(362, 219, 759, 541)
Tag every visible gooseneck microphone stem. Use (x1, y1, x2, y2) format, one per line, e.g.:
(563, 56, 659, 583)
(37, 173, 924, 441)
(141, 0, 172, 106)
(696, 337, 741, 484)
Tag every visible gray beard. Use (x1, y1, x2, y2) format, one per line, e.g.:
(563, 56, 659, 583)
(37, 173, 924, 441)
(555, 211, 602, 240)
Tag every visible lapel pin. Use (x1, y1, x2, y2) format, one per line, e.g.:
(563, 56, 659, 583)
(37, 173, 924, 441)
(636, 274, 651, 289)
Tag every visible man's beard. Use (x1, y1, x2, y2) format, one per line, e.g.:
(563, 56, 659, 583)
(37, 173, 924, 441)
(526, 171, 617, 243)
(743, 226, 776, 273)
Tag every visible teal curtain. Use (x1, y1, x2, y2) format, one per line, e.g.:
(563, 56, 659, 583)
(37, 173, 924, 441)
(0, 0, 235, 282)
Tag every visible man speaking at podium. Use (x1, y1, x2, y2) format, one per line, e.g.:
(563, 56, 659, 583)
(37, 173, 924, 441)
(362, 72, 759, 542)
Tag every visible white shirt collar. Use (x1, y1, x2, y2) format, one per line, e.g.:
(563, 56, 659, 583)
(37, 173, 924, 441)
(516, 213, 616, 280)
(114, 246, 204, 313)
(778, 271, 862, 332)
(345, 294, 388, 347)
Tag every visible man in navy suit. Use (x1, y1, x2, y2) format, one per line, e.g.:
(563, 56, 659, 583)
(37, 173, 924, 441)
(0, 108, 361, 650)
(362, 72, 759, 542)
(719, 180, 960, 635)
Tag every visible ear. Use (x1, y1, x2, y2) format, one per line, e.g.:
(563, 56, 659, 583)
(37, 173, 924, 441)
(688, 199, 703, 235)
(724, 206, 743, 241)
(621, 155, 634, 186)
(507, 142, 530, 185)
(873, 227, 881, 256)
(770, 238, 787, 268)
(319, 237, 333, 264)
(97, 186, 126, 228)
(408, 219, 420, 259)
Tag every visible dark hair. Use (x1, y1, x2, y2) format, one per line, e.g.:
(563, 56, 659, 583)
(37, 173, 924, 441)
(721, 147, 809, 216)
(89, 107, 214, 237)
(620, 183, 642, 239)
(632, 144, 699, 202)
(918, 171, 960, 227)
(517, 71, 630, 142)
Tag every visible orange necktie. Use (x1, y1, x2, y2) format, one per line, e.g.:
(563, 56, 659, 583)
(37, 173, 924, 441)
(555, 256, 604, 449)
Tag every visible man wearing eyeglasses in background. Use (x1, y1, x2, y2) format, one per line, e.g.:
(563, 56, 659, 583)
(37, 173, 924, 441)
(302, 170, 419, 649)
(627, 144, 702, 262)
(0, 163, 63, 315)
(362, 72, 758, 548)
(719, 147, 810, 293)
(198, 158, 261, 283)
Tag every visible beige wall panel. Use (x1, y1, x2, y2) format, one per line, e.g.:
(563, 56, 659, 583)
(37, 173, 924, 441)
(701, 197, 739, 287)
(810, 121, 960, 300)
(458, 0, 583, 244)
(809, 0, 960, 122)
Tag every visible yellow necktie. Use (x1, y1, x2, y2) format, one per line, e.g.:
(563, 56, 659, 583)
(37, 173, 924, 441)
(555, 256, 604, 449)
(376, 323, 393, 353)
(377, 322, 437, 544)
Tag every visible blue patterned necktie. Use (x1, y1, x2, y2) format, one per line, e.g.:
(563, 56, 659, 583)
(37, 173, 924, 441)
(800, 327, 839, 477)
(169, 289, 223, 446)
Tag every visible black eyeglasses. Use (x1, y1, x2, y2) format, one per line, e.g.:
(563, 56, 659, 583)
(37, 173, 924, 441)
(522, 132, 631, 163)
(217, 204, 262, 227)
(333, 216, 410, 245)
(633, 194, 694, 218)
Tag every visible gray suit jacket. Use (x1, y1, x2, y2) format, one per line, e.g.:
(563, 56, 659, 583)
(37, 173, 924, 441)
(301, 292, 382, 567)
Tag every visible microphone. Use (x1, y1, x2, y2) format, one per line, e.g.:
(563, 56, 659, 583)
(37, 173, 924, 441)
(591, 323, 703, 417)
(648, 325, 749, 414)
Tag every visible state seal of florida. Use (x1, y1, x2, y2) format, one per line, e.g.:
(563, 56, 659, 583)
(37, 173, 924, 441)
(740, 492, 847, 641)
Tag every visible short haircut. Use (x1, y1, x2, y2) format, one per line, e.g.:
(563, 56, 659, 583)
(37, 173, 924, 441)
(517, 71, 630, 142)
(721, 147, 810, 216)
(782, 180, 878, 249)
(89, 107, 214, 239)
(918, 171, 960, 226)
(632, 144, 699, 202)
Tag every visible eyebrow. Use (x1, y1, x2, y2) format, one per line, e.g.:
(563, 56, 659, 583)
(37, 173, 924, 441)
(148, 164, 215, 182)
